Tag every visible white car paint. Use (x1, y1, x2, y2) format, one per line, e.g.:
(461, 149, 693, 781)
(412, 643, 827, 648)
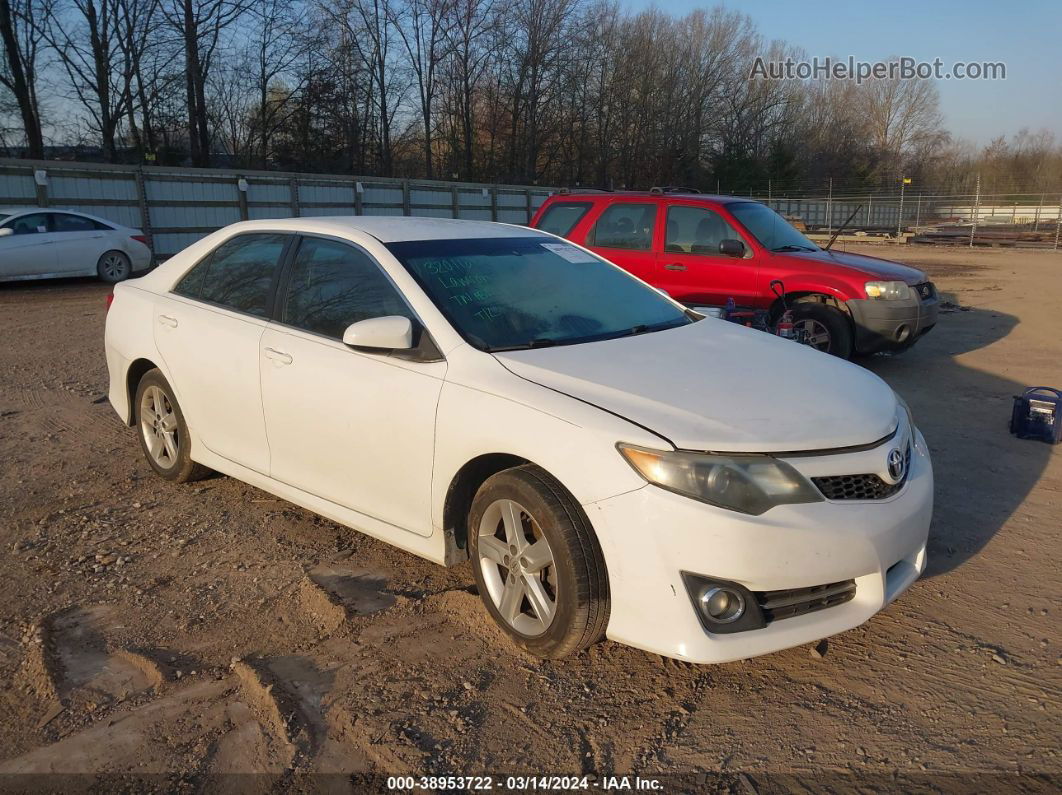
(104, 216, 932, 664)
(0, 207, 152, 282)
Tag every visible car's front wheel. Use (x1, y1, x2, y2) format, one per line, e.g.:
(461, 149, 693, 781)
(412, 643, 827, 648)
(468, 465, 609, 658)
(134, 369, 211, 482)
(97, 250, 132, 283)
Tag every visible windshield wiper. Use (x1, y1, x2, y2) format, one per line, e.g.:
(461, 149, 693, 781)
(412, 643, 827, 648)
(487, 337, 558, 352)
(771, 244, 816, 252)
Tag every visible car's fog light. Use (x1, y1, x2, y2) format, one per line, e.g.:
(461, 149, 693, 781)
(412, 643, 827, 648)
(681, 572, 766, 635)
(700, 587, 745, 623)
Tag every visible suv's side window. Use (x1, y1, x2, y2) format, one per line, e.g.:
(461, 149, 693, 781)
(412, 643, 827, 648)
(588, 203, 656, 250)
(665, 205, 743, 256)
(280, 237, 413, 339)
(536, 202, 592, 237)
(173, 233, 288, 317)
(5, 213, 50, 235)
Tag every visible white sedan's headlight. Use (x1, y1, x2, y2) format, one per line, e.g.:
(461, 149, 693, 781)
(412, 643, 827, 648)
(864, 280, 912, 300)
(618, 444, 823, 515)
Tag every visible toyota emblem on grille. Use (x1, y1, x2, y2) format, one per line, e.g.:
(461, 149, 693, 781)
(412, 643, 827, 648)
(886, 448, 906, 482)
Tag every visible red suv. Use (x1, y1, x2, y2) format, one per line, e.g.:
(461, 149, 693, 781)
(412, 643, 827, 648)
(530, 190, 938, 358)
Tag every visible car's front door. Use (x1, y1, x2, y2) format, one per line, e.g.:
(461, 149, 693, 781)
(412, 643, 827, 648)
(153, 232, 291, 474)
(260, 235, 445, 537)
(0, 213, 57, 277)
(656, 203, 758, 307)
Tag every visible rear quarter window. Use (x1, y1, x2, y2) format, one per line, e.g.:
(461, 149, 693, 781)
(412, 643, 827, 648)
(534, 202, 592, 237)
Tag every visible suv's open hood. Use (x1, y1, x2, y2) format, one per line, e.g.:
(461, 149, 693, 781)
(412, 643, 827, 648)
(790, 249, 927, 284)
(495, 320, 897, 452)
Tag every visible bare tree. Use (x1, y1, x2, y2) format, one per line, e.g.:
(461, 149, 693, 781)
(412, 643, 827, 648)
(0, 0, 48, 157)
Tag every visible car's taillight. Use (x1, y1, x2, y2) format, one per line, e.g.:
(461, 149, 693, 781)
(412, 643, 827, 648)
(106, 292, 115, 311)
(131, 235, 148, 245)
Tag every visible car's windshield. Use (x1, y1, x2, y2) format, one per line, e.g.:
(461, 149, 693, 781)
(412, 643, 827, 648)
(728, 202, 818, 252)
(386, 236, 693, 352)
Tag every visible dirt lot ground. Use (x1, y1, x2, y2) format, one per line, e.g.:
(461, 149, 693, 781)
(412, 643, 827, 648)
(0, 244, 1059, 792)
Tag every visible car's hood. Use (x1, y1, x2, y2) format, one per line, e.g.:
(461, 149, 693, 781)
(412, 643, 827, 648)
(494, 320, 897, 452)
(790, 249, 927, 284)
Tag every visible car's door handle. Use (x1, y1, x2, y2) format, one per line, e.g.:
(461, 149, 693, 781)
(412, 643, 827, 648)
(158, 314, 178, 327)
(664, 263, 687, 271)
(263, 347, 293, 365)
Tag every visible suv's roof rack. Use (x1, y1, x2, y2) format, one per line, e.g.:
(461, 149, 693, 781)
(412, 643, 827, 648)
(557, 187, 610, 195)
(649, 186, 702, 195)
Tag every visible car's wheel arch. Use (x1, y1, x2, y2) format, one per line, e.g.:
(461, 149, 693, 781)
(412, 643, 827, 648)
(123, 357, 161, 425)
(769, 290, 852, 322)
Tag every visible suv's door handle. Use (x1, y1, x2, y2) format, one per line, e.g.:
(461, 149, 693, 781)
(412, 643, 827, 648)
(664, 263, 687, 271)
(158, 314, 178, 327)
(264, 347, 293, 365)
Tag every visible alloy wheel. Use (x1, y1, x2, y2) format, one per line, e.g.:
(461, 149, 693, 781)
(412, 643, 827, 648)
(795, 318, 832, 351)
(477, 498, 558, 636)
(100, 253, 130, 280)
(140, 385, 179, 468)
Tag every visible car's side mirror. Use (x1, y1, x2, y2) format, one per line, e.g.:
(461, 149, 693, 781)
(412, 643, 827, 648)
(341, 316, 414, 351)
(0, 228, 12, 238)
(719, 239, 745, 258)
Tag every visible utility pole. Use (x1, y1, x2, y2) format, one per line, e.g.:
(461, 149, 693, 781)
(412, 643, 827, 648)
(969, 174, 981, 248)
(866, 194, 873, 227)
(915, 194, 921, 228)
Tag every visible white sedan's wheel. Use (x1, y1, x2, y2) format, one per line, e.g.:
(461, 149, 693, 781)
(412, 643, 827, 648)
(97, 250, 131, 283)
(133, 369, 211, 483)
(469, 465, 609, 658)
(476, 498, 558, 636)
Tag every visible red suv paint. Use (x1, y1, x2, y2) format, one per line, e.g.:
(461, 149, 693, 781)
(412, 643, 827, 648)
(530, 191, 938, 358)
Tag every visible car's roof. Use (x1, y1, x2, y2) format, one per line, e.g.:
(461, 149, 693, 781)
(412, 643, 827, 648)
(0, 206, 123, 223)
(225, 216, 544, 243)
(548, 191, 755, 203)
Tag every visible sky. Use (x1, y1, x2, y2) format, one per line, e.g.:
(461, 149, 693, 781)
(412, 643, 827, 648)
(620, 0, 1062, 146)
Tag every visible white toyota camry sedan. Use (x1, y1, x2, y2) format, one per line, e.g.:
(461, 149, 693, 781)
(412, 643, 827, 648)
(104, 217, 932, 663)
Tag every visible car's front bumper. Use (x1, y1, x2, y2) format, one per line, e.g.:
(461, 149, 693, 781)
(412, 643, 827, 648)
(847, 289, 939, 354)
(584, 429, 932, 664)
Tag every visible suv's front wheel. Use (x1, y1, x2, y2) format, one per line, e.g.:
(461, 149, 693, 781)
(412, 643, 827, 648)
(468, 465, 609, 658)
(791, 302, 854, 358)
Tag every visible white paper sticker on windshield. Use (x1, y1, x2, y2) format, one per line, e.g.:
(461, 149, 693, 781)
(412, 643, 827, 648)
(540, 242, 598, 263)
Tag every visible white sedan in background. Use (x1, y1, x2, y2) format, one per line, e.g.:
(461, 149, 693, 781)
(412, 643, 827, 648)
(104, 217, 932, 663)
(0, 207, 152, 283)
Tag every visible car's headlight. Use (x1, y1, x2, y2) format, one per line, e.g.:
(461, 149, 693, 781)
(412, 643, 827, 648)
(864, 280, 912, 300)
(617, 444, 823, 515)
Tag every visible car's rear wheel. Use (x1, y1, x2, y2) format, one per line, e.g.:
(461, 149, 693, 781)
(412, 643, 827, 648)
(468, 465, 609, 659)
(134, 369, 211, 482)
(97, 250, 132, 283)
(791, 303, 853, 358)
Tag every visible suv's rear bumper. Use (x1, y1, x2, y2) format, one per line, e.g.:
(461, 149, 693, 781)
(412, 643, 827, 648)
(847, 291, 938, 354)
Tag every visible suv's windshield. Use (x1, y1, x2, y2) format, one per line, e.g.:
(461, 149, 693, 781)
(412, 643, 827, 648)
(386, 236, 693, 352)
(728, 202, 818, 253)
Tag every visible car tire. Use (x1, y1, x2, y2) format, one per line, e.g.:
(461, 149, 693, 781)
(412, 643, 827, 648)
(133, 369, 212, 483)
(468, 464, 609, 659)
(791, 302, 854, 359)
(97, 250, 132, 284)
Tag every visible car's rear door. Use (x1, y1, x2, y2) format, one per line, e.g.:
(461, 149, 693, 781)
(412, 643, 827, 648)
(153, 232, 292, 475)
(259, 235, 444, 537)
(656, 202, 758, 306)
(581, 201, 661, 283)
(49, 212, 111, 274)
(0, 213, 57, 277)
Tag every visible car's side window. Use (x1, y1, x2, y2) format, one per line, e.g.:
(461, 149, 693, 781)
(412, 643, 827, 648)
(5, 213, 50, 235)
(173, 233, 288, 317)
(587, 203, 656, 250)
(665, 205, 743, 256)
(536, 202, 592, 237)
(280, 237, 413, 340)
(52, 214, 100, 233)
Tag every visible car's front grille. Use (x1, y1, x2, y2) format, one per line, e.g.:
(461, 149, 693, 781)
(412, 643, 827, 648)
(913, 281, 936, 301)
(812, 446, 911, 501)
(755, 580, 857, 623)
